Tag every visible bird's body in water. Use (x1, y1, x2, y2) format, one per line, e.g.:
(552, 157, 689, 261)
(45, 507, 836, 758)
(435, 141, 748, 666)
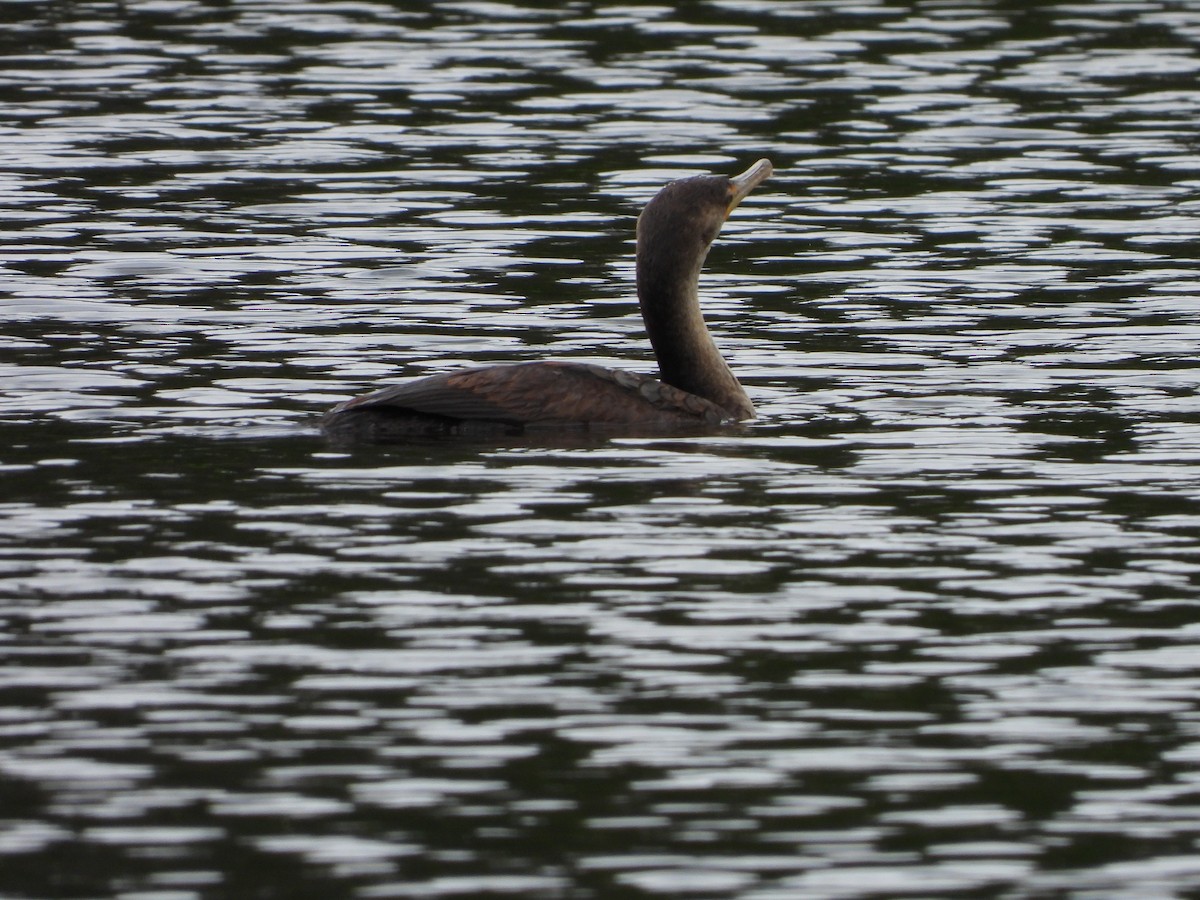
(321, 159, 773, 442)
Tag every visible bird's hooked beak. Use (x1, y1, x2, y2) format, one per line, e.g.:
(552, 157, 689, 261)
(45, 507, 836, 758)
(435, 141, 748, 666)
(726, 158, 773, 217)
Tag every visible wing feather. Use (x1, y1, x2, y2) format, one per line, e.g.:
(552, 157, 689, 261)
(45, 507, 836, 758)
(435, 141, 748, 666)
(326, 361, 733, 430)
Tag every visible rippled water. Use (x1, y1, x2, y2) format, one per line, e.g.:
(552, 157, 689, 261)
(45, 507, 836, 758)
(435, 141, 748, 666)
(5, 1, 1200, 897)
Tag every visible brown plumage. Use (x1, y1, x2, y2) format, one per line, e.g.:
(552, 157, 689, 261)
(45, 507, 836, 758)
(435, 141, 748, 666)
(322, 159, 773, 442)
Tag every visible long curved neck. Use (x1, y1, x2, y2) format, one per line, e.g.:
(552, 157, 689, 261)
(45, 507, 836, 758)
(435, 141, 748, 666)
(637, 241, 754, 420)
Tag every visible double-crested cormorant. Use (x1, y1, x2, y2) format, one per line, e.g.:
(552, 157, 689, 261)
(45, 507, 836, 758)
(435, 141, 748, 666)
(321, 158, 773, 441)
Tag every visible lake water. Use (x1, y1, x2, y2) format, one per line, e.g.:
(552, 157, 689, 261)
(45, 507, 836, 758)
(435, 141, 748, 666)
(5, 0, 1200, 897)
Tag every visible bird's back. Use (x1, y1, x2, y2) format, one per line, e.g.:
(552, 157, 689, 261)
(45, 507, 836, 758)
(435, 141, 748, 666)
(321, 361, 735, 442)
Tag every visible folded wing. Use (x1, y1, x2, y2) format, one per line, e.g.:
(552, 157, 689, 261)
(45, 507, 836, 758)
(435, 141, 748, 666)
(325, 361, 732, 429)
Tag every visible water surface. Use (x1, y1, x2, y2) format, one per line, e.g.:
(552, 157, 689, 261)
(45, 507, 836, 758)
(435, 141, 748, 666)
(4, 1, 1200, 897)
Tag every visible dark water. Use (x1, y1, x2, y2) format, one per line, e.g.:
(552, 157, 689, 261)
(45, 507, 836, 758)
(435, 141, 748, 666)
(5, 0, 1200, 897)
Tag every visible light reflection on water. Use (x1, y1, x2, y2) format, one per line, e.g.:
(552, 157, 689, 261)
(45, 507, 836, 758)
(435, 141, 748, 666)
(4, 0, 1200, 897)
